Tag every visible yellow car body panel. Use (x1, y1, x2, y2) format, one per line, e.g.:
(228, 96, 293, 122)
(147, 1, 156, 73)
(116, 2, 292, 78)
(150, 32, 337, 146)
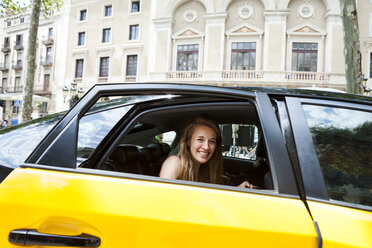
(0, 168, 317, 247)
(308, 201, 372, 248)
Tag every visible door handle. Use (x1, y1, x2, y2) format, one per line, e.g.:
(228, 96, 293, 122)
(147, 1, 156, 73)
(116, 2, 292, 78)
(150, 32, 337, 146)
(9, 229, 100, 247)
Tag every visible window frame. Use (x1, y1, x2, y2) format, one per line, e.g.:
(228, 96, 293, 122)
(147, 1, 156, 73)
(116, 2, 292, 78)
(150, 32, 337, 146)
(286, 96, 372, 211)
(126, 55, 138, 76)
(291, 42, 318, 72)
(77, 31, 86, 46)
(103, 4, 113, 17)
(99, 56, 110, 78)
(102, 28, 111, 43)
(230, 42, 257, 71)
(129, 24, 139, 41)
(75, 59, 84, 78)
(176, 44, 199, 71)
(79, 9, 87, 22)
(25, 85, 299, 197)
(130, 0, 141, 14)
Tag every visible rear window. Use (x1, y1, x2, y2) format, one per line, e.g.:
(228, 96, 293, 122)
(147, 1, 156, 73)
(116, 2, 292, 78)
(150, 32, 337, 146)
(0, 113, 64, 167)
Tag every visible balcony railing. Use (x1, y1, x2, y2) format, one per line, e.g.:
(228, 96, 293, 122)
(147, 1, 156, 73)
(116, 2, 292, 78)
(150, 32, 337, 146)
(42, 37, 54, 45)
(166, 71, 203, 79)
(125, 76, 137, 82)
(14, 41, 24, 50)
(34, 85, 51, 94)
(41, 57, 53, 66)
(1, 44, 10, 53)
(0, 63, 9, 71)
(4, 86, 23, 93)
(12, 60, 23, 70)
(222, 70, 264, 80)
(285, 71, 329, 82)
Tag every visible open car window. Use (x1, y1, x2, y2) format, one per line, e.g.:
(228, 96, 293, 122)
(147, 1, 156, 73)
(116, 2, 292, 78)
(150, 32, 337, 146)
(78, 95, 275, 192)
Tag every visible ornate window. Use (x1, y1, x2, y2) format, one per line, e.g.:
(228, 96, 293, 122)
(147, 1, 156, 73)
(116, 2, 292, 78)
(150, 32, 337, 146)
(176, 44, 199, 71)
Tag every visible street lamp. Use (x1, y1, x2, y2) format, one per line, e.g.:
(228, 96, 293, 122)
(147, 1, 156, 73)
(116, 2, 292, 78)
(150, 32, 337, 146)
(62, 81, 84, 107)
(362, 74, 371, 93)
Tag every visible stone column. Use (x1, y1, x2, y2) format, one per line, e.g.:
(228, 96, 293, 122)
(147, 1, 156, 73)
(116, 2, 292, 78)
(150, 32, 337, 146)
(150, 18, 173, 80)
(325, 13, 344, 74)
(263, 11, 288, 80)
(203, 13, 227, 79)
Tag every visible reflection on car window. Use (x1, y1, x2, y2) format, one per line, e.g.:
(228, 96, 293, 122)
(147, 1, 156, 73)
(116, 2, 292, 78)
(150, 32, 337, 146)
(303, 104, 372, 206)
(78, 106, 131, 160)
(0, 113, 64, 167)
(221, 124, 258, 160)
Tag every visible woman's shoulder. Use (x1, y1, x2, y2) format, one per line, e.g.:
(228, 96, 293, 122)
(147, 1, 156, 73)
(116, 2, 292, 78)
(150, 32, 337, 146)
(160, 155, 182, 179)
(164, 155, 181, 164)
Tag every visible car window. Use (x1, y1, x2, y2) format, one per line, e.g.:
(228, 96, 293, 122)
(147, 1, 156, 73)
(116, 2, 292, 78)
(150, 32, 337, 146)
(0, 112, 65, 167)
(302, 104, 372, 206)
(78, 95, 179, 163)
(221, 124, 259, 160)
(97, 101, 274, 191)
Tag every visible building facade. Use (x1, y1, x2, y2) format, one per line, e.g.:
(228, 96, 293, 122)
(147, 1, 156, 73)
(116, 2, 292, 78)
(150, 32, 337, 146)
(2, 0, 372, 119)
(0, 4, 70, 122)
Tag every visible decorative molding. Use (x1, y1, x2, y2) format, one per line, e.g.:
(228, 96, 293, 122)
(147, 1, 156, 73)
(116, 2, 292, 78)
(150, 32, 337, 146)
(238, 4, 254, 20)
(297, 3, 315, 19)
(172, 27, 204, 39)
(122, 44, 143, 54)
(183, 9, 198, 23)
(226, 23, 263, 38)
(287, 23, 326, 36)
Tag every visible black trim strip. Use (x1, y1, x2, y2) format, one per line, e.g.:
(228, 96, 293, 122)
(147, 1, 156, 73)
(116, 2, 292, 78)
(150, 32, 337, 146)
(285, 97, 328, 200)
(255, 93, 298, 195)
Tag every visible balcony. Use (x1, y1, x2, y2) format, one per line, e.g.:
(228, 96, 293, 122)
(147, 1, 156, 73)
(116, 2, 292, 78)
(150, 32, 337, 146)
(34, 84, 51, 95)
(4, 86, 23, 93)
(166, 71, 203, 79)
(0, 63, 9, 71)
(285, 71, 329, 82)
(1, 44, 11, 53)
(42, 37, 54, 45)
(125, 75, 136, 82)
(14, 42, 24, 50)
(12, 60, 23, 70)
(222, 70, 263, 80)
(41, 57, 53, 67)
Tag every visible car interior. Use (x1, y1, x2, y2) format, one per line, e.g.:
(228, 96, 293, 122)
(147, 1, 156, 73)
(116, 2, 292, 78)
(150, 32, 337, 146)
(79, 96, 274, 190)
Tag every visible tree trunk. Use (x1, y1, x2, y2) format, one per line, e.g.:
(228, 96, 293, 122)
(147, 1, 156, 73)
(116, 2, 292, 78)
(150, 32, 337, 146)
(22, 0, 41, 121)
(339, 0, 363, 94)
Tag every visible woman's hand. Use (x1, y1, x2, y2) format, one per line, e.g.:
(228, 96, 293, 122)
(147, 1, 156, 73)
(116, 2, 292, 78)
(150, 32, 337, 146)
(238, 180, 254, 189)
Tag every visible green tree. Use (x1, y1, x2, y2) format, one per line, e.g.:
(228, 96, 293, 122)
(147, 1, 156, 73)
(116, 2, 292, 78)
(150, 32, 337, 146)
(1, 0, 63, 122)
(339, 0, 364, 94)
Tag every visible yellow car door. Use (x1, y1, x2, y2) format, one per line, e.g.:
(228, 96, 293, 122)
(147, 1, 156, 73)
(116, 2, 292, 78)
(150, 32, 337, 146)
(287, 97, 372, 248)
(0, 166, 318, 248)
(0, 85, 320, 247)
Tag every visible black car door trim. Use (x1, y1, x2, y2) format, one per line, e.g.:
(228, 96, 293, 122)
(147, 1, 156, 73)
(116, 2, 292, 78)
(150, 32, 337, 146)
(255, 93, 298, 195)
(285, 97, 328, 200)
(36, 115, 78, 168)
(26, 84, 256, 165)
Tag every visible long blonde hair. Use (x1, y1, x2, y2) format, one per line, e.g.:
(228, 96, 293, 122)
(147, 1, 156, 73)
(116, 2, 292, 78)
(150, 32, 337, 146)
(178, 114, 223, 184)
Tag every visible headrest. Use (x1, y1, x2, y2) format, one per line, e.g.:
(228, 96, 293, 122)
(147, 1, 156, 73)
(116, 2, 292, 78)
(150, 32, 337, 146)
(160, 143, 170, 156)
(111, 146, 139, 164)
(139, 147, 153, 161)
(146, 143, 162, 160)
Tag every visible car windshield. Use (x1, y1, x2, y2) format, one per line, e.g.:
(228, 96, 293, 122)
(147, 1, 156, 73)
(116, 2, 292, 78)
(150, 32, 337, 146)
(0, 112, 65, 168)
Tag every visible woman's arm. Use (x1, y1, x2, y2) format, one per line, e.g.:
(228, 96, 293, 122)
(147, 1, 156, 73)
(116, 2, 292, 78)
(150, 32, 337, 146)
(159, 155, 182, 179)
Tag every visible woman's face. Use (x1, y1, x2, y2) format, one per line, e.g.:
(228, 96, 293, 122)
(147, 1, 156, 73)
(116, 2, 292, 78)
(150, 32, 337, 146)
(188, 125, 217, 165)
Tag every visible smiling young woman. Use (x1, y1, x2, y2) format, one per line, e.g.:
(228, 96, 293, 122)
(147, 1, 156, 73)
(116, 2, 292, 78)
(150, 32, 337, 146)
(159, 114, 253, 188)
